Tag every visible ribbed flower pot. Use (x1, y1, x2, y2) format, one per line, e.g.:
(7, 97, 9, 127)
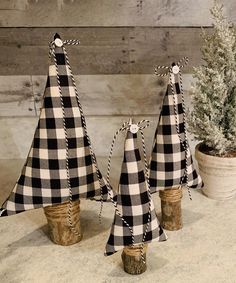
(195, 143, 236, 200)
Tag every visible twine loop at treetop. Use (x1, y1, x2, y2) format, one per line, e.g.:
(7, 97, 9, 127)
(154, 56, 189, 76)
(49, 38, 80, 58)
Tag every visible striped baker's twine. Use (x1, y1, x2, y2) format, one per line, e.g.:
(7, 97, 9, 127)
(63, 39, 80, 46)
(139, 129, 152, 264)
(106, 119, 151, 264)
(154, 65, 170, 77)
(60, 43, 106, 222)
(154, 57, 192, 200)
(176, 68, 191, 200)
(177, 56, 189, 68)
(49, 41, 81, 236)
(106, 121, 135, 243)
(0, 208, 6, 216)
(49, 38, 104, 234)
(154, 57, 189, 77)
(48, 39, 80, 57)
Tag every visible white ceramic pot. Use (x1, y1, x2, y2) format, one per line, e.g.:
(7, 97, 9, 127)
(195, 143, 236, 200)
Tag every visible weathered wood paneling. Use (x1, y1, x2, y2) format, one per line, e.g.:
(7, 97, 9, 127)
(0, 0, 235, 27)
(129, 28, 203, 74)
(0, 117, 38, 159)
(0, 27, 204, 75)
(0, 74, 194, 116)
(0, 27, 130, 75)
(0, 159, 25, 201)
(0, 76, 37, 116)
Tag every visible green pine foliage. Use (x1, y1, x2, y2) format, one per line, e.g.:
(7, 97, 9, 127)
(189, 2, 236, 155)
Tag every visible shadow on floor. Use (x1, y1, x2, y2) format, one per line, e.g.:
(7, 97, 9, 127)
(2, 210, 111, 255)
(4, 225, 51, 250)
(156, 208, 204, 227)
(107, 252, 169, 278)
(182, 208, 204, 226)
(80, 210, 111, 241)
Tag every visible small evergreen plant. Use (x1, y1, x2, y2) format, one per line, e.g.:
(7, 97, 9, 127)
(189, 1, 236, 156)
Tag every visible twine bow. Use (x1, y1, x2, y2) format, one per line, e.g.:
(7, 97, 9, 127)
(154, 56, 189, 77)
(49, 38, 80, 58)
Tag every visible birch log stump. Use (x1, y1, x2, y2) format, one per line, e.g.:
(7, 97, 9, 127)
(44, 199, 82, 245)
(159, 186, 183, 231)
(121, 244, 147, 275)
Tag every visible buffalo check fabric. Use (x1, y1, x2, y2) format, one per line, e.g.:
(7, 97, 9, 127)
(105, 130, 167, 256)
(149, 74, 202, 193)
(0, 40, 109, 216)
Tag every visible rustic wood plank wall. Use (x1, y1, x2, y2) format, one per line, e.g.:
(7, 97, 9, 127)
(0, 0, 235, 27)
(0, 0, 235, 160)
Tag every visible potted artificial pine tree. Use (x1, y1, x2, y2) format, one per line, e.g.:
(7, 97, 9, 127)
(189, 2, 236, 200)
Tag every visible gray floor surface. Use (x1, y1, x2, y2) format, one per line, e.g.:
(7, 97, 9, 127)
(0, 159, 235, 283)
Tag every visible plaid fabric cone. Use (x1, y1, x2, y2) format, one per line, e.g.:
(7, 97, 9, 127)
(0, 35, 109, 217)
(149, 62, 202, 193)
(105, 125, 167, 256)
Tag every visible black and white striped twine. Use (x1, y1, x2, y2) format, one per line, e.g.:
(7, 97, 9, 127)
(49, 38, 105, 235)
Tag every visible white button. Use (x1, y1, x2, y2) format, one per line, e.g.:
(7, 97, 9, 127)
(55, 38, 63, 47)
(130, 124, 139, 134)
(172, 65, 180, 74)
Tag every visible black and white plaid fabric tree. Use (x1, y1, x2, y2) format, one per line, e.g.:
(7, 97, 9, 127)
(149, 58, 202, 197)
(105, 120, 167, 256)
(0, 34, 110, 217)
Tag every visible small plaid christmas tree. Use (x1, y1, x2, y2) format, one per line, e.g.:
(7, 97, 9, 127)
(105, 119, 167, 256)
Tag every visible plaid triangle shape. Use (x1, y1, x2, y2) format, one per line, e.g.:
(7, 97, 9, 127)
(1, 37, 109, 216)
(105, 130, 167, 256)
(149, 74, 203, 193)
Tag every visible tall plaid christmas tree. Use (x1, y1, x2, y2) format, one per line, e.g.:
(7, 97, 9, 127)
(149, 59, 202, 196)
(0, 34, 109, 217)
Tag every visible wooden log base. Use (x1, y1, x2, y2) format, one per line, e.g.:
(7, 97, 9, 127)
(121, 244, 147, 275)
(44, 199, 82, 246)
(159, 187, 183, 231)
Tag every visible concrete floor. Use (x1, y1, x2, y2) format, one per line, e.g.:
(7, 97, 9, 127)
(0, 159, 236, 283)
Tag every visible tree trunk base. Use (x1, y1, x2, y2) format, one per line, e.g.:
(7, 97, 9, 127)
(44, 199, 82, 246)
(159, 187, 183, 231)
(121, 244, 147, 275)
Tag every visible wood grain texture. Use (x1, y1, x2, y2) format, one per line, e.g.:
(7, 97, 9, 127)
(159, 187, 183, 231)
(122, 245, 147, 275)
(129, 27, 203, 74)
(0, 74, 194, 117)
(0, 0, 235, 27)
(0, 27, 204, 75)
(0, 27, 129, 75)
(44, 200, 82, 246)
(0, 76, 37, 116)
